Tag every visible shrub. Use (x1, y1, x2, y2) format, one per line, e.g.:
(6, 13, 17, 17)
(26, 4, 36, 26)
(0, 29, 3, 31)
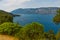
(16, 22, 44, 40)
(0, 22, 22, 36)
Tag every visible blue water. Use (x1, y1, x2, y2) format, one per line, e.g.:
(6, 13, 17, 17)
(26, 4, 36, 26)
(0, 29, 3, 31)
(13, 14, 60, 33)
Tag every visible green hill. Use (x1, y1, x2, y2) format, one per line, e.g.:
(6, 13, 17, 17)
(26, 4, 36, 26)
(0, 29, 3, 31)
(0, 10, 13, 24)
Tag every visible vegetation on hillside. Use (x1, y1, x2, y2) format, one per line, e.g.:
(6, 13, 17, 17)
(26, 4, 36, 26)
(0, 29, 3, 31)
(15, 22, 44, 40)
(0, 22, 59, 40)
(0, 10, 20, 24)
(0, 10, 13, 24)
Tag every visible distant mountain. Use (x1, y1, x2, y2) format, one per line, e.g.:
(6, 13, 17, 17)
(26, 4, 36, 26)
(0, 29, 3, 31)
(12, 7, 60, 14)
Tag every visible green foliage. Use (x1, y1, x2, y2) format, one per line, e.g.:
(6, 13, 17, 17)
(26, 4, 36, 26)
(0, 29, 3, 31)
(44, 30, 56, 40)
(0, 21, 58, 40)
(53, 9, 60, 24)
(0, 10, 13, 24)
(48, 30, 56, 40)
(0, 22, 22, 36)
(16, 22, 44, 40)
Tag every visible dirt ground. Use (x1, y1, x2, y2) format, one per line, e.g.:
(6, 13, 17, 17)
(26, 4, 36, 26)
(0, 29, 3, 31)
(0, 35, 19, 40)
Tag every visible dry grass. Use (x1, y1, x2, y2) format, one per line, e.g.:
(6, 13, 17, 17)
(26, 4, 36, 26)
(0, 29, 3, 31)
(0, 35, 19, 40)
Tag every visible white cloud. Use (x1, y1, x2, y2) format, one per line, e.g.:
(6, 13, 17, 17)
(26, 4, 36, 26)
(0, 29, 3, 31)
(0, 0, 60, 12)
(0, 0, 30, 12)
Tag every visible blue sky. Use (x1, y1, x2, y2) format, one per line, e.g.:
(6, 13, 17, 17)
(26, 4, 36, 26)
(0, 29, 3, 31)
(0, 0, 60, 12)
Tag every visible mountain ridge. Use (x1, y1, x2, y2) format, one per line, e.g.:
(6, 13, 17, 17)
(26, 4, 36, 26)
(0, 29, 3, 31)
(12, 7, 60, 14)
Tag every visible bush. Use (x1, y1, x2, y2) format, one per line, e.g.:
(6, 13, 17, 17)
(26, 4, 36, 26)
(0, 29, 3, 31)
(16, 22, 44, 40)
(0, 22, 22, 36)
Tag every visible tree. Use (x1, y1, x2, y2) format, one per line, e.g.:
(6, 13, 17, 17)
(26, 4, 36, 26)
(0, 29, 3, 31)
(53, 9, 60, 24)
(16, 22, 44, 40)
(44, 32, 49, 40)
(48, 30, 56, 40)
(44, 30, 56, 40)
(0, 22, 22, 36)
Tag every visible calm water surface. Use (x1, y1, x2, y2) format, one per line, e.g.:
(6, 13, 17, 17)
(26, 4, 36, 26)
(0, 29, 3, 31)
(13, 14, 60, 33)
